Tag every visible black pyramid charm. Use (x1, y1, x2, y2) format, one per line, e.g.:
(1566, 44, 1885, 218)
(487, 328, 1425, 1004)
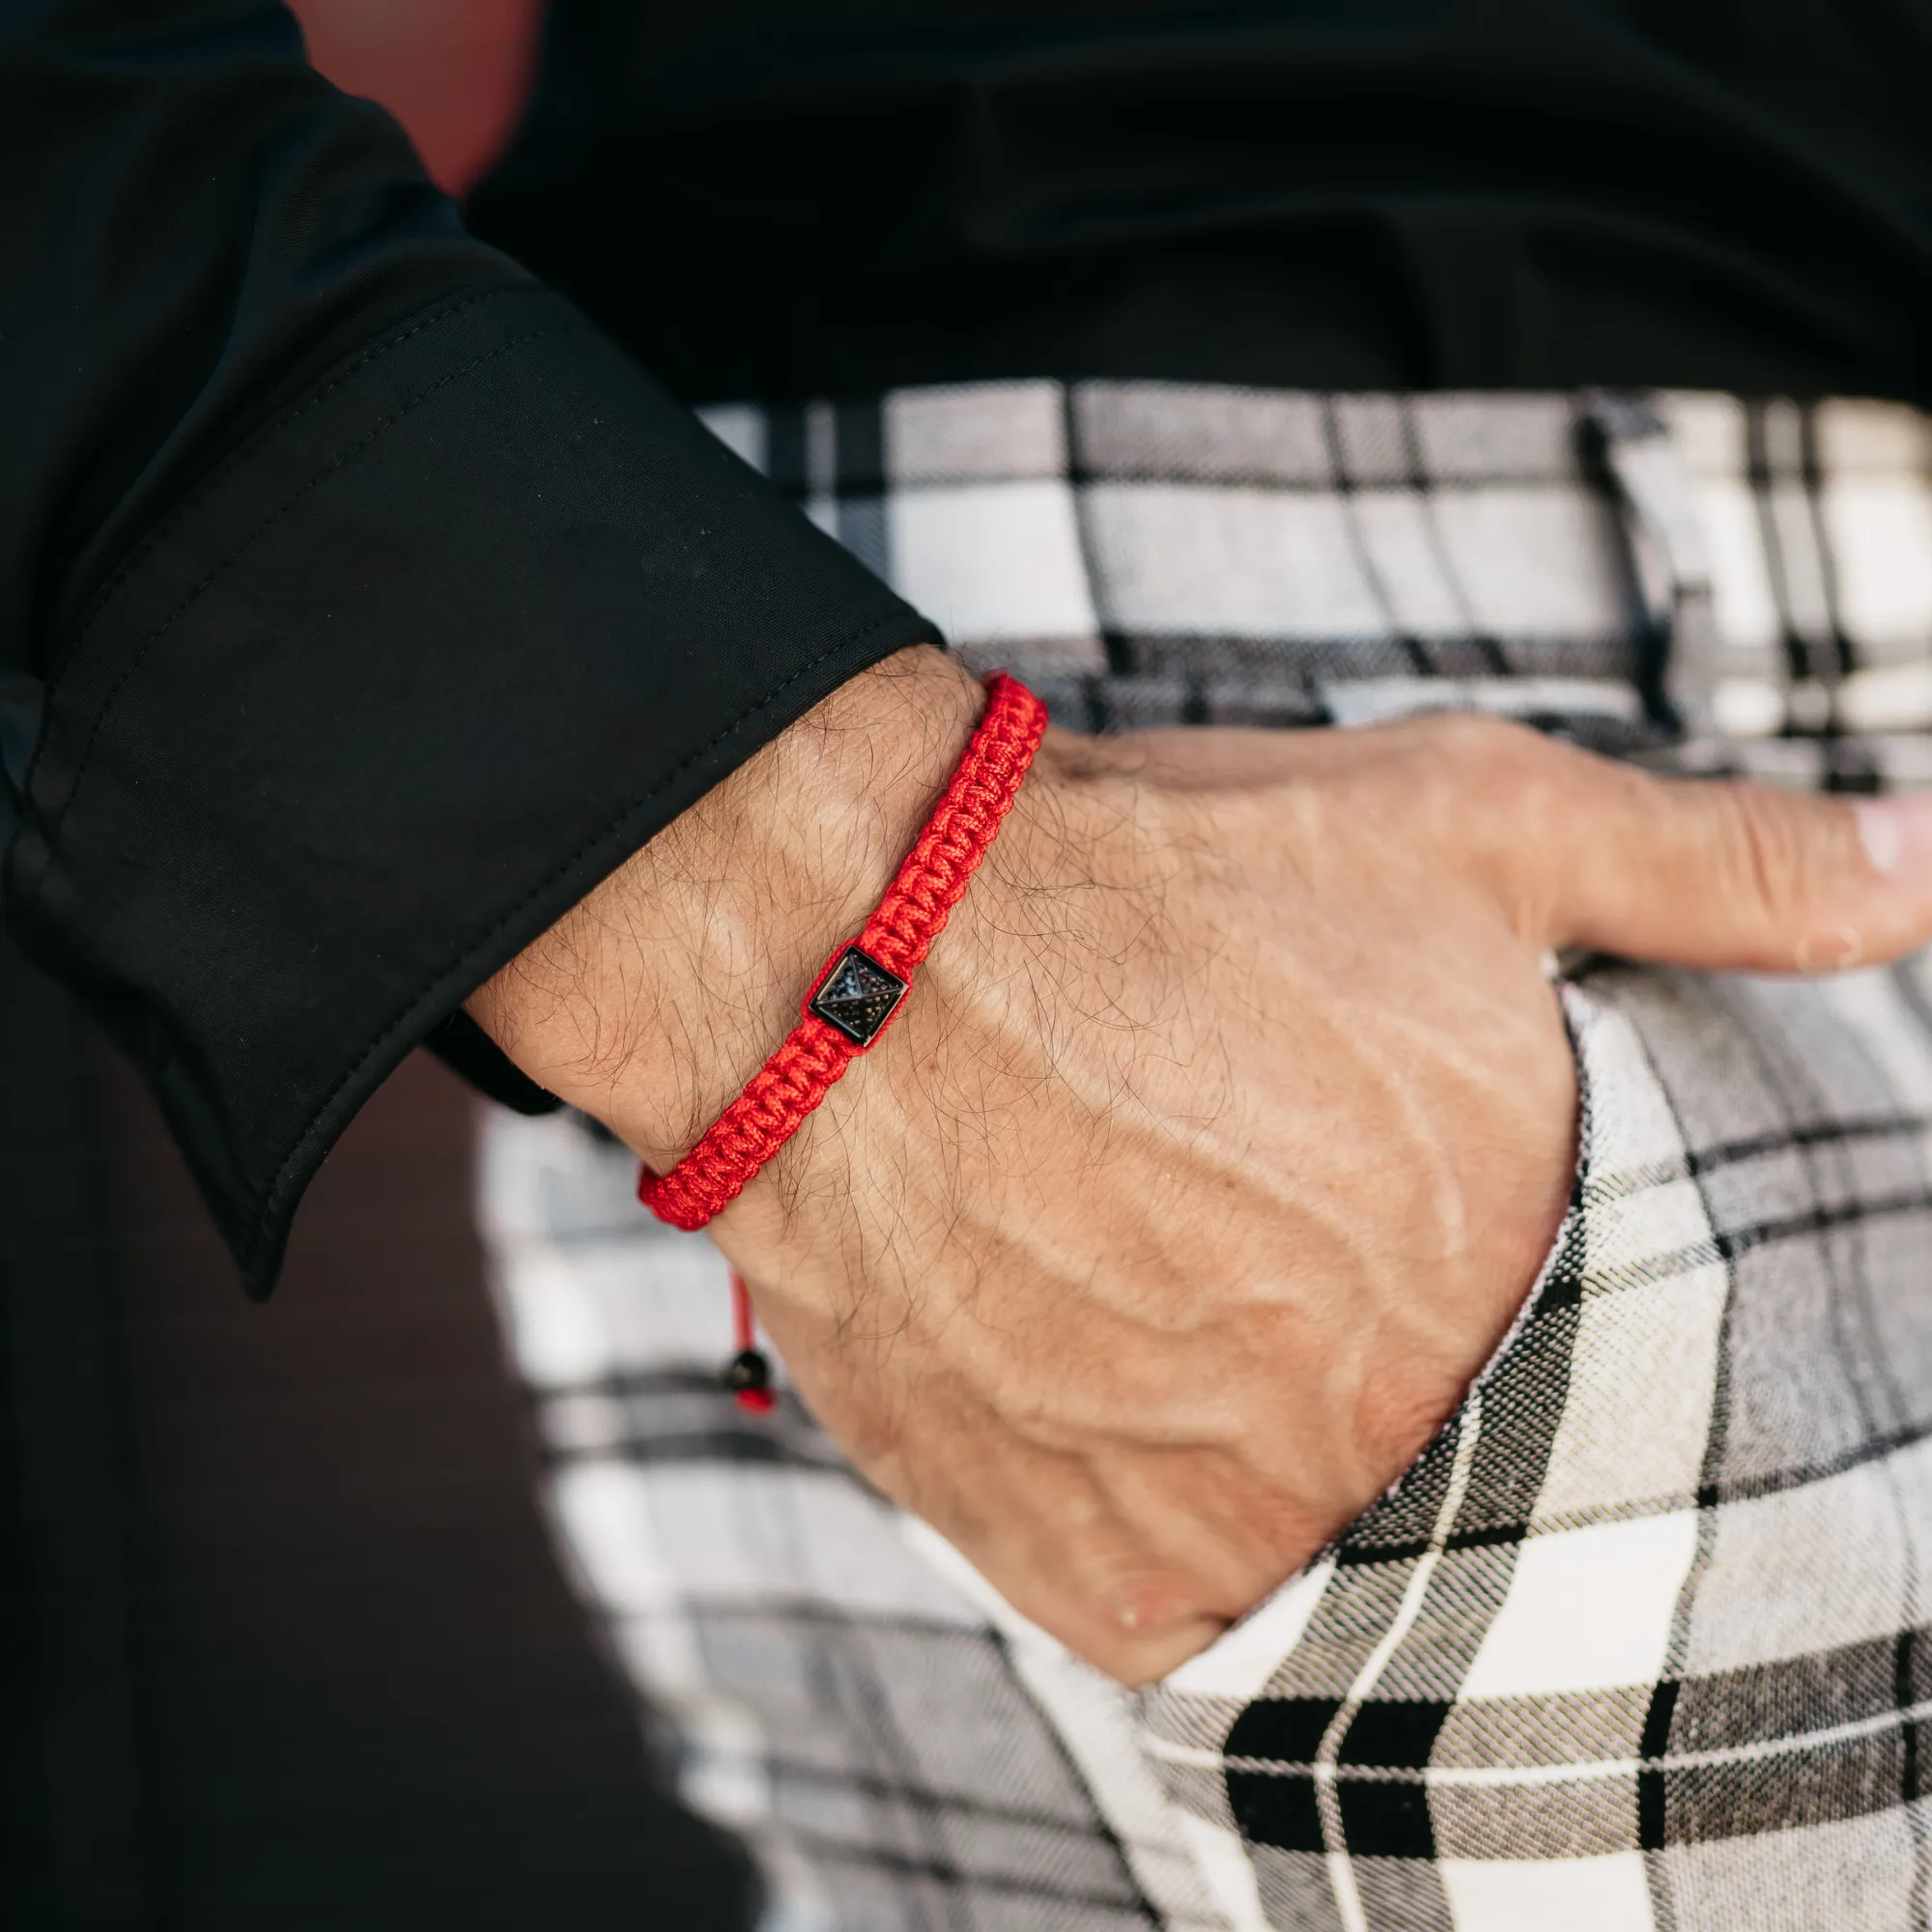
(808, 945, 908, 1046)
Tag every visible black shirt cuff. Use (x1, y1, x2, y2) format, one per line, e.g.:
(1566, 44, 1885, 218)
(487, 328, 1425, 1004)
(6, 285, 939, 1294)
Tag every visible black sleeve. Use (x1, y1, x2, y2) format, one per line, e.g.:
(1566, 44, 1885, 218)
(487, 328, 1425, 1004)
(0, 0, 940, 1295)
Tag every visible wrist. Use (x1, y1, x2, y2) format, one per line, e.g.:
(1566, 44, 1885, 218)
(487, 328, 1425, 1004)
(467, 645, 986, 1168)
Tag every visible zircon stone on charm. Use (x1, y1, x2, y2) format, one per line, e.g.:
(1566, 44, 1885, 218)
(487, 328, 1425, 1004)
(808, 945, 909, 1046)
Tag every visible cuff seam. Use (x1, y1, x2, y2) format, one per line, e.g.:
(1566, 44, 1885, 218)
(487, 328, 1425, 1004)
(34, 313, 563, 863)
(58, 285, 530, 670)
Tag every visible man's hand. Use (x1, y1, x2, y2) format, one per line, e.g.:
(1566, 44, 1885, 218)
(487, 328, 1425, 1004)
(470, 647, 1932, 1683)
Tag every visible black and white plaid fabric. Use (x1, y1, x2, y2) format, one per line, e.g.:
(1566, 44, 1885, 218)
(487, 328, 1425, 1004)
(477, 384, 1932, 1930)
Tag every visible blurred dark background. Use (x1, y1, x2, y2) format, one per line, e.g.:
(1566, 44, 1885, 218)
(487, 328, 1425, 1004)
(1, 5, 756, 1925)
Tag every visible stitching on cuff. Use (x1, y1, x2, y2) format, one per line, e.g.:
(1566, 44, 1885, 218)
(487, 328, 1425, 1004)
(59, 285, 533, 663)
(240, 607, 940, 1277)
(34, 321, 562, 859)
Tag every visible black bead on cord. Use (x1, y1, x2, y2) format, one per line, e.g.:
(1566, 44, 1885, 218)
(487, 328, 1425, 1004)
(725, 1271, 777, 1414)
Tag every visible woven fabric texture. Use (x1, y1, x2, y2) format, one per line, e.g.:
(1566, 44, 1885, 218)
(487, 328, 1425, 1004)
(479, 382, 1932, 1931)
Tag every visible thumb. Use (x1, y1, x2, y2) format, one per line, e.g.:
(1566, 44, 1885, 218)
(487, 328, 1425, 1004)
(1510, 749, 1932, 973)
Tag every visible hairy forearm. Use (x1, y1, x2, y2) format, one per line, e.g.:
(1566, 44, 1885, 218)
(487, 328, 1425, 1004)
(467, 646, 984, 1170)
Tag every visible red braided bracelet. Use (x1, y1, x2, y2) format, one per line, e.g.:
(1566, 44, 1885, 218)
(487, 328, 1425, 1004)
(637, 672, 1048, 1232)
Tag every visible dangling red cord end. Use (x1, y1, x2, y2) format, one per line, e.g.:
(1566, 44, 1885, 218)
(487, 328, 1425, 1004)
(724, 1270, 777, 1414)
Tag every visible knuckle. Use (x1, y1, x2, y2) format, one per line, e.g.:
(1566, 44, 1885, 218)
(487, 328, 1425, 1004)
(1420, 708, 1543, 776)
(1413, 713, 1569, 828)
(1406, 712, 1575, 891)
(1714, 782, 1818, 925)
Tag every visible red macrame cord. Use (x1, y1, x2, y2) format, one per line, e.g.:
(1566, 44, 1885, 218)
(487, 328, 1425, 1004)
(637, 672, 1048, 1233)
